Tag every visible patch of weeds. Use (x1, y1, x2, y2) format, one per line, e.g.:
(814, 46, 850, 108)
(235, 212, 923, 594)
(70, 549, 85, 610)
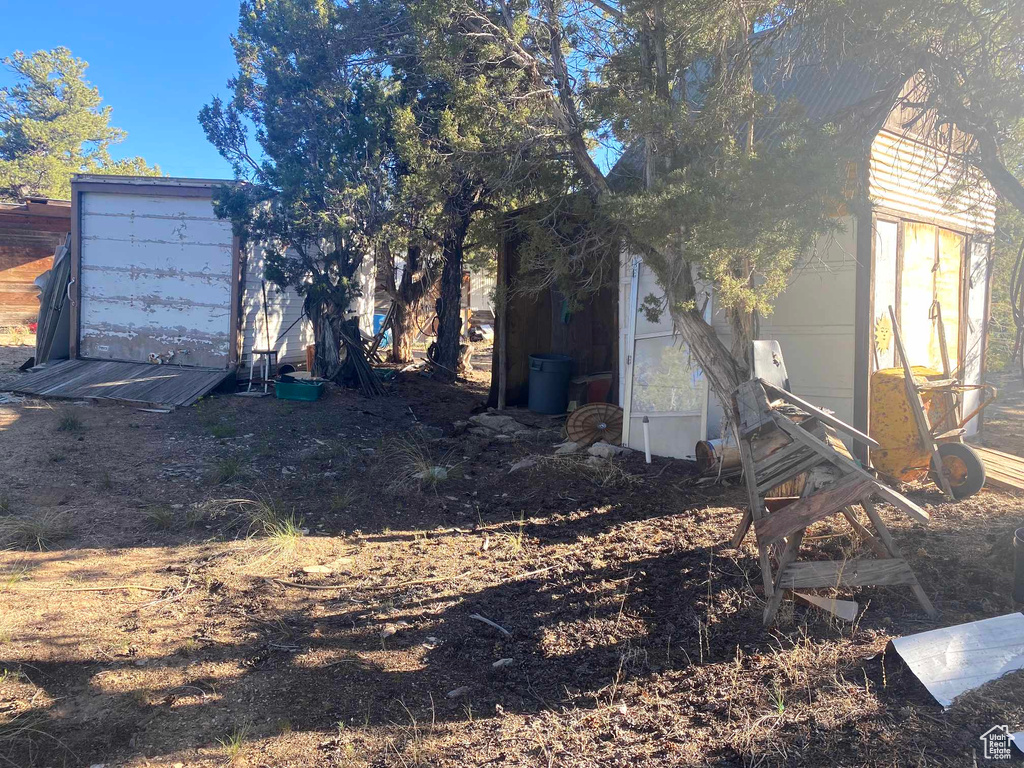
(496, 512, 529, 558)
(46, 450, 66, 464)
(185, 503, 208, 528)
(56, 413, 84, 433)
(0, 616, 13, 643)
(0, 511, 72, 550)
(207, 457, 244, 485)
(0, 495, 10, 514)
(144, 506, 177, 530)
(1, 562, 29, 591)
(0, 711, 75, 764)
(98, 470, 114, 490)
(241, 495, 305, 559)
(330, 488, 357, 513)
(217, 721, 250, 763)
(379, 434, 457, 495)
(210, 423, 237, 439)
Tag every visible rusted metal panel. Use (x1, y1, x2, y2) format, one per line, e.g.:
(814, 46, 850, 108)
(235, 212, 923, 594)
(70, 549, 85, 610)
(869, 130, 997, 234)
(78, 190, 235, 368)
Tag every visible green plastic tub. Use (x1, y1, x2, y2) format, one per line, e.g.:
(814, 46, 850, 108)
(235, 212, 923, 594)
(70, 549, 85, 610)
(275, 379, 324, 401)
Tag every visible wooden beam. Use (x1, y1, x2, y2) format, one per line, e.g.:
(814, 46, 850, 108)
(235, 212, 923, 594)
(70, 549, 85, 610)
(770, 411, 931, 524)
(760, 380, 880, 449)
(754, 474, 875, 548)
(777, 558, 918, 589)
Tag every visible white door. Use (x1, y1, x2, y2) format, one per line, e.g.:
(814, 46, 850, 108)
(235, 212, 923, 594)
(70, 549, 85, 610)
(621, 260, 708, 459)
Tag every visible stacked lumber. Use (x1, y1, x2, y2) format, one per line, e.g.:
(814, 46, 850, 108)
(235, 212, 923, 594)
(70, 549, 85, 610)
(973, 445, 1024, 492)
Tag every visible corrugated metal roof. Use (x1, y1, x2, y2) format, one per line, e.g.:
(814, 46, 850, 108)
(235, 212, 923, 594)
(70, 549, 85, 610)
(72, 174, 237, 188)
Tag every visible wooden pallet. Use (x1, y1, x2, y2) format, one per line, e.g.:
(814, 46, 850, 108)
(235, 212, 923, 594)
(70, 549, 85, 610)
(973, 445, 1024, 492)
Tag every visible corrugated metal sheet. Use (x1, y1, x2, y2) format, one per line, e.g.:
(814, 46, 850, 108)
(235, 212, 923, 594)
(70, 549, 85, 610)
(869, 130, 997, 234)
(79, 191, 235, 367)
(5, 358, 230, 408)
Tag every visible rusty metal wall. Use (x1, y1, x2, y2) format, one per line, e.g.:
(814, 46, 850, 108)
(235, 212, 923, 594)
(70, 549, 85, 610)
(79, 191, 235, 367)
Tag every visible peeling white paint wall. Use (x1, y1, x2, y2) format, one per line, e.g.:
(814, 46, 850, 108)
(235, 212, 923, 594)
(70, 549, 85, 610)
(79, 192, 235, 368)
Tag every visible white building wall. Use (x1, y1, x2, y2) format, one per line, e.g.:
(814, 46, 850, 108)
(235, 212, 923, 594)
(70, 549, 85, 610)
(621, 216, 859, 455)
(240, 246, 377, 366)
(78, 190, 235, 368)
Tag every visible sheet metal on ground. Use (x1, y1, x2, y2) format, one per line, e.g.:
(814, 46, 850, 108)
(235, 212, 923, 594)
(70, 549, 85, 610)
(3, 359, 231, 408)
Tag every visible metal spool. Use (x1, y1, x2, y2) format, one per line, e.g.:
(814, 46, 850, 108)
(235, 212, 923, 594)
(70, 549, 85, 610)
(565, 403, 624, 447)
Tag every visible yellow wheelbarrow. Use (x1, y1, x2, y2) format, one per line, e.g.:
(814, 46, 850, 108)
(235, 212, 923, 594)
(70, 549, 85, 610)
(870, 306, 996, 499)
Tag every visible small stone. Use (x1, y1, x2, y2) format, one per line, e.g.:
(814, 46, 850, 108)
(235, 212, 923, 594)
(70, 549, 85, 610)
(423, 636, 442, 650)
(554, 441, 581, 455)
(587, 441, 629, 459)
(492, 658, 514, 669)
(509, 458, 537, 474)
(302, 565, 333, 575)
(447, 685, 472, 699)
(416, 466, 448, 482)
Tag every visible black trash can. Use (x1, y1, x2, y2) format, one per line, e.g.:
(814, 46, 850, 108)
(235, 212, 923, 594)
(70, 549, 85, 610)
(528, 354, 573, 414)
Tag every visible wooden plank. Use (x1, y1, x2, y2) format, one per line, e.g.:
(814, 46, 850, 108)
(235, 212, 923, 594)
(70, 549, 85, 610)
(754, 474, 875, 548)
(760, 380, 880, 449)
(771, 411, 932, 524)
(793, 592, 859, 622)
(753, 440, 810, 476)
(777, 558, 918, 589)
(764, 529, 806, 625)
(756, 451, 823, 495)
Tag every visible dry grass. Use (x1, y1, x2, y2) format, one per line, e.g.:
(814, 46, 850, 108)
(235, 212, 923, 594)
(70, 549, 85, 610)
(217, 721, 250, 763)
(541, 454, 643, 489)
(0, 511, 72, 550)
(144, 506, 177, 530)
(55, 413, 84, 433)
(207, 456, 244, 485)
(379, 434, 457, 495)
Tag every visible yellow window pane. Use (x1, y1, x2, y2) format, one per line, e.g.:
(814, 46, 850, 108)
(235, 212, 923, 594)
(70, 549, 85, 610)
(935, 228, 963, 371)
(900, 222, 937, 367)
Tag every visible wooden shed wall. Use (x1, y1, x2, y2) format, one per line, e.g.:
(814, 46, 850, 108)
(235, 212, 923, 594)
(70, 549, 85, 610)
(488, 230, 618, 407)
(0, 202, 71, 326)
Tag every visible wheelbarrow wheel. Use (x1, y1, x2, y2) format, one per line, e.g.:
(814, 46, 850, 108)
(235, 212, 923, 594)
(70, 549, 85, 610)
(930, 443, 986, 499)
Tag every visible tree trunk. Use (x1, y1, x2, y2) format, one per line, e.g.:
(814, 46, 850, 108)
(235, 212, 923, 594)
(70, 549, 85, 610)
(390, 298, 418, 364)
(384, 244, 437, 364)
(433, 207, 472, 382)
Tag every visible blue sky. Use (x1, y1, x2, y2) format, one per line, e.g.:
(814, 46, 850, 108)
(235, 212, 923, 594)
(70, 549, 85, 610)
(1, 1, 241, 179)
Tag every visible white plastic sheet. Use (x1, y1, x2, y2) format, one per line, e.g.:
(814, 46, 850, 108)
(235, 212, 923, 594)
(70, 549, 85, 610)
(891, 612, 1024, 708)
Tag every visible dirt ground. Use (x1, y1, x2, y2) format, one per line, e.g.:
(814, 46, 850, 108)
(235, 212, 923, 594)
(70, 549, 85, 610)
(1, 341, 1023, 767)
(976, 369, 1024, 458)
